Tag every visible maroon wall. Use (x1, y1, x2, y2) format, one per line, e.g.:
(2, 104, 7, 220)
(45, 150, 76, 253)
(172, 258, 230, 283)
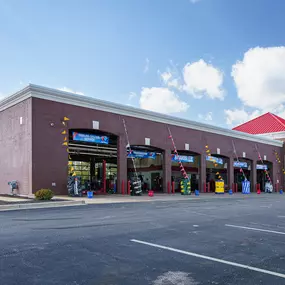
(0, 98, 32, 195)
(32, 97, 283, 195)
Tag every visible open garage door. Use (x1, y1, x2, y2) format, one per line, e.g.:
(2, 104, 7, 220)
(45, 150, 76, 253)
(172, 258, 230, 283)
(127, 146, 163, 193)
(257, 160, 273, 192)
(171, 151, 200, 193)
(68, 129, 118, 195)
(206, 155, 229, 192)
(234, 158, 252, 192)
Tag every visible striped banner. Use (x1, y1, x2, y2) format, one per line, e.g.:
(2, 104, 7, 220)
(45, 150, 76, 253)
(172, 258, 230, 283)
(242, 180, 250, 194)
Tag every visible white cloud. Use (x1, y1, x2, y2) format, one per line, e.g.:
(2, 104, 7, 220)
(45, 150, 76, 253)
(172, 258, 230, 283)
(183, 59, 225, 100)
(224, 108, 261, 126)
(58, 87, 84, 95)
(139, 87, 189, 114)
(232, 46, 285, 110)
(128, 92, 137, 100)
(161, 72, 172, 83)
(198, 112, 213, 122)
(143, 58, 150, 73)
(160, 70, 183, 91)
(168, 78, 182, 90)
(275, 106, 285, 118)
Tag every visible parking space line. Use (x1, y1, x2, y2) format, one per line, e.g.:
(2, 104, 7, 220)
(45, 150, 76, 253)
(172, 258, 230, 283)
(225, 224, 285, 235)
(130, 239, 285, 279)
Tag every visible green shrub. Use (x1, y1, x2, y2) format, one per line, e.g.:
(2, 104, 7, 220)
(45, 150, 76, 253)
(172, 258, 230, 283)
(35, 189, 54, 200)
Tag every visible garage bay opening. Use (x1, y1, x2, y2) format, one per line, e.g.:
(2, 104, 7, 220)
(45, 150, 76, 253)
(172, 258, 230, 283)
(68, 129, 118, 196)
(233, 158, 252, 192)
(127, 146, 163, 193)
(257, 160, 273, 192)
(171, 151, 200, 193)
(206, 155, 229, 192)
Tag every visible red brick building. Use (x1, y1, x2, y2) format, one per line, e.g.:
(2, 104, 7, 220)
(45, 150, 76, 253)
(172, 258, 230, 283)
(0, 84, 283, 196)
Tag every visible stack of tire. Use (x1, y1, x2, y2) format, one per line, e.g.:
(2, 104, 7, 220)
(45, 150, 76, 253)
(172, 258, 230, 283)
(180, 178, 191, 195)
(67, 176, 82, 197)
(131, 179, 142, 196)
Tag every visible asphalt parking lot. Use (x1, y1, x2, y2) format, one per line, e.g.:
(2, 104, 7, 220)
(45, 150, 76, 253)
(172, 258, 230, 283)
(1, 194, 285, 285)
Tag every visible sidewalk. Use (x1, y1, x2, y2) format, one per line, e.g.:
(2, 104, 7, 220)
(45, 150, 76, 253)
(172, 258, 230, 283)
(0, 195, 31, 203)
(0, 195, 85, 212)
(0, 192, 278, 211)
(56, 192, 272, 205)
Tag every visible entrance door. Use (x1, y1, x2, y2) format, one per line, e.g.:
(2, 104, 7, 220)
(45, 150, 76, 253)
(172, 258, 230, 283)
(234, 169, 250, 192)
(151, 172, 162, 192)
(257, 170, 266, 191)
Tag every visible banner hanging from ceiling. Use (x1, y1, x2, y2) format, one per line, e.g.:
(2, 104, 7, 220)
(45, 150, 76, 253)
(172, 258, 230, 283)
(72, 132, 109, 144)
(233, 161, 248, 168)
(127, 151, 156, 159)
(206, 156, 224, 165)
(256, 164, 268, 170)
(172, 155, 194, 163)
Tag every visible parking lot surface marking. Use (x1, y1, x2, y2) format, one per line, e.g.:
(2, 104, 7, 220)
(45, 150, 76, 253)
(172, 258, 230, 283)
(225, 224, 285, 235)
(131, 239, 285, 279)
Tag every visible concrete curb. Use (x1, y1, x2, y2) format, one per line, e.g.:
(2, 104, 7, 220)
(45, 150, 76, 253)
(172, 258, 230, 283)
(80, 194, 276, 205)
(0, 200, 86, 212)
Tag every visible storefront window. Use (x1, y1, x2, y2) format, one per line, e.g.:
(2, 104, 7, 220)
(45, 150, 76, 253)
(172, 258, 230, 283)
(68, 161, 90, 184)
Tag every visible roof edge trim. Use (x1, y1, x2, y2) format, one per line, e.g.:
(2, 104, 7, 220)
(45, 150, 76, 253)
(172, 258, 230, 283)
(0, 84, 283, 147)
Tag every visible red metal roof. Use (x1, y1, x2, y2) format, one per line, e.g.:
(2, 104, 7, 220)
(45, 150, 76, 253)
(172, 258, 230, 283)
(233, 112, 285, 134)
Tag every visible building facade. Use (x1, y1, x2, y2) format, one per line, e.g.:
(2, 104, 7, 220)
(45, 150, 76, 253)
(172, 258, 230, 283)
(0, 85, 283, 196)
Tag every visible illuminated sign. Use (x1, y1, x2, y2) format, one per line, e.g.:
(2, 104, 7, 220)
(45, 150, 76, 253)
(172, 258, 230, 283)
(127, 151, 156, 159)
(72, 132, 109, 144)
(256, 164, 268, 170)
(172, 155, 194, 163)
(206, 156, 223, 165)
(233, 161, 248, 168)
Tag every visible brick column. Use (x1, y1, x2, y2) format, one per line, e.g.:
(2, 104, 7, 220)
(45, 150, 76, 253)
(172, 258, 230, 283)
(281, 145, 285, 191)
(199, 154, 206, 192)
(117, 135, 127, 194)
(163, 149, 172, 193)
(252, 160, 257, 192)
(228, 156, 234, 191)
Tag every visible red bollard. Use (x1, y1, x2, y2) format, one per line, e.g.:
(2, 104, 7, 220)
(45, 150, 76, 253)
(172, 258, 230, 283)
(172, 181, 175, 194)
(127, 180, 131, 195)
(256, 183, 261, 194)
(203, 182, 206, 193)
(121, 180, 125, 195)
(167, 181, 171, 194)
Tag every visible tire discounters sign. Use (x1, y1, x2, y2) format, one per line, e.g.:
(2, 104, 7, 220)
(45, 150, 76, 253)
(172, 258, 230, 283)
(72, 132, 109, 144)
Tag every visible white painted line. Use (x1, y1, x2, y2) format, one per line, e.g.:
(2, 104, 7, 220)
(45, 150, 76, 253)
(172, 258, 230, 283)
(225, 224, 285, 235)
(260, 205, 272, 208)
(277, 216, 285, 218)
(130, 239, 285, 279)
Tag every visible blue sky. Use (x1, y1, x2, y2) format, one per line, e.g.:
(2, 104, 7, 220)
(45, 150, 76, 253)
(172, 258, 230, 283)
(1, 0, 285, 128)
